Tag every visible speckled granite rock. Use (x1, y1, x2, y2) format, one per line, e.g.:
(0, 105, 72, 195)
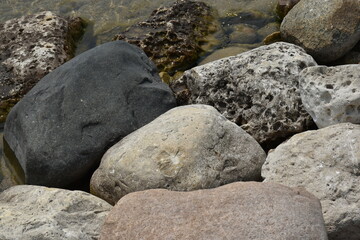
(170, 42, 317, 147)
(262, 123, 360, 240)
(300, 64, 360, 128)
(0, 185, 111, 240)
(280, 0, 360, 63)
(0, 11, 85, 122)
(114, 0, 218, 79)
(100, 182, 328, 240)
(4, 41, 176, 188)
(91, 105, 266, 204)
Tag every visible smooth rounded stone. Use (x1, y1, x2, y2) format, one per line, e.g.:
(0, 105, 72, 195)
(4, 41, 176, 188)
(0, 11, 85, 122)
(262, 123, 360, 240)
(0, 185, 111, 240)
(99, 182, 328, 240)
(300, 64, 360, 128)
(170, 42, 317, 146)
(91, 105, 266, 205)
(114, 0, 218, 77)
(280, 0, 360, 63)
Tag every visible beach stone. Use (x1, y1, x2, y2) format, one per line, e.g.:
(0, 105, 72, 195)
(114, 0, 218, 77)
(99, 182, 328, 240)
(280, 0, 360, 63)
(91, 105, 266, 205)
(262, 123, 360, 240)
(4, 41, 176, 188)
(170, 42, 317, 147)
(0, 185, 111, 240)
(300, 64, 360, 128)
(0, 11, 85, 122)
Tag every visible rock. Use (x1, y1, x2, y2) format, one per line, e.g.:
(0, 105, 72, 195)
(0, 11, 86, 122)
(0, 185, 111, 240)
(300, 64, 360, 128)
(262, 123, 360, 240)
(91, 105, 266, 204)
(198, 45, 250, 65)
(170, 42, 317, 147)
(114, 0, 218, 77)
(4, 41, 176, 188)
(276, 0, 301, 19)
(99, 182, 328, 240)
(280, 0, 360, 63)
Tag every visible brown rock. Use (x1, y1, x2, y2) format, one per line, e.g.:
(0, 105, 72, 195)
(0, 11, 85, 122)
(100, 182, 328, 240)
(114, 0, 218, 78)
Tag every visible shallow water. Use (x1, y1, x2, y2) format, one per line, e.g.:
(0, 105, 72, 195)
(0, 0, 278, 53)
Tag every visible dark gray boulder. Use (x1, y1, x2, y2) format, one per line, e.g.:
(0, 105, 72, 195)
(4, 40, 176, 187)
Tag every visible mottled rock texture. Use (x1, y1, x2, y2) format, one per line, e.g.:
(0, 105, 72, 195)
(170, 42, 317, 147)
(0, 11, 85, 122)
(100, 182, 328, 240)
(91, 105, 265, 204)
(300, 64, 360, 128)
(280, 0, 360, 63)
(262, 123, 360, 240)
(0, 185, 111, 240)
(114, 0, 218, 78)
(4, 41, 176, 188)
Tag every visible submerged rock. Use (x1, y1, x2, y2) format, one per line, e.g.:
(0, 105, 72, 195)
(114, 0, 218, 80)
(0, 185, 111, 240)
(0, 11, 86, 122)
(300, 64, 360, 128)
(280, 0, 360, 63)
(91, 105, 266, 204)
(4, 41, 176, 188)
(276, 0, 301, 19)
(100, 182, 328, 240)
(262, 123, 360, 240)
(170, 42, 317, 148)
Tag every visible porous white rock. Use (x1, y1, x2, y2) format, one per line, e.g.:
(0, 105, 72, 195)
(262, 123, 360, 240)
(170, 42, 317, 146)
(0, 185, 112, 240)
(300, 64, 360, 128)
(91, 105, 266, 204)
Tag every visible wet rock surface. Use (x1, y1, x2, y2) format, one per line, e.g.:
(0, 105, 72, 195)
(4, 41, 176, 188)
(276, 0, 301, 19)
(262, 123, 360, 240)
(0, 11, 85, 122)
(170, 42, 317, 147)
(280, 0, 360, 63)
(300, 64, 360, 128)
(114, 0, 218, 79)
(0, 185, 111, 240)
(100, 182, 328, 240)
(91, 105, 266, 204)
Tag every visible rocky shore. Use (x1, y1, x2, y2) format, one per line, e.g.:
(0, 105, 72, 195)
(0, 0, 359, 239)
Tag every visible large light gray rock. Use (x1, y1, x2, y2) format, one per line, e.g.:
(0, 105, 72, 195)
(262, 123, 360, 240)
(170, 42, 317, 146)
(91, 105, 266, 204)
(0, 185, 112, 240)
(300, 64, 360, 128)
(100, 182, 328, 240)
(280, 0, 360, 63)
